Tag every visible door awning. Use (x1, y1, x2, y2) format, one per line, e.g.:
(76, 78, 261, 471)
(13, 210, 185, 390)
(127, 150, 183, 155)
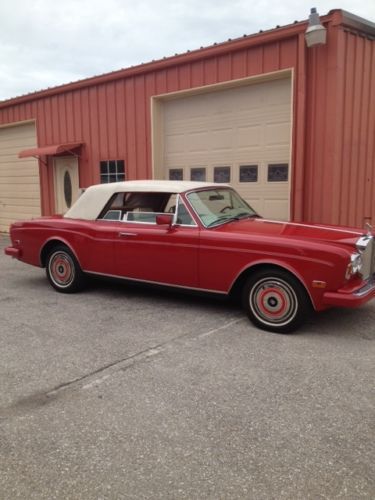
(19, 142, 82, 159)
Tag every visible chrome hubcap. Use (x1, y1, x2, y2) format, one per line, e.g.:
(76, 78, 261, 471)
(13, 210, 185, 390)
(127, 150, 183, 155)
(49, 251, 75, 288)
(250, 278, 298, 327)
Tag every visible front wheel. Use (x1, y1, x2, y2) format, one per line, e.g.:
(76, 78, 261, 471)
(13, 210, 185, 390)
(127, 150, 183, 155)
(242, 268, 312, 333)
(46, 245, 86, 293)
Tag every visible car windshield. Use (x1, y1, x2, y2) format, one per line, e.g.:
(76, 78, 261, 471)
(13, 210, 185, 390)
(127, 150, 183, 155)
(187, 188, 258, 228)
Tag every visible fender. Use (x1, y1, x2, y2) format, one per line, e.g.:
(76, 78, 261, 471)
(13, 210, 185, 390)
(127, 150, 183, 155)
(229, 257, 318, 309)
(39, 236, 81, 268)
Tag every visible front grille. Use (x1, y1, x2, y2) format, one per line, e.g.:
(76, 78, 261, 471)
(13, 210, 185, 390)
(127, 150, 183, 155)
(357, 235, 375, 280)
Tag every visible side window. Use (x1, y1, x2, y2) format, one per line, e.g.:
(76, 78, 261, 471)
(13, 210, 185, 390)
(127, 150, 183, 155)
(102, 210, 122, 221)
(164, 194, 177, 214)
(98, 191, 196, 225)
(98, 192, 126, 220)
(176, 198, 195, 226)
(164, 194, 195, 225)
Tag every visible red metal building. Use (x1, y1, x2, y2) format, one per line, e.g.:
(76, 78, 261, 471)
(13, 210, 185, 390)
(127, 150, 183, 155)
(0, 8, 374, 232)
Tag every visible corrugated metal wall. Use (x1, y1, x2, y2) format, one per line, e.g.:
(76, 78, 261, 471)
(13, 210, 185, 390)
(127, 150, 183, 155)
(303, 23, 375, 228)
(0, 10, 373, 228)
(336, 31, 375, 228)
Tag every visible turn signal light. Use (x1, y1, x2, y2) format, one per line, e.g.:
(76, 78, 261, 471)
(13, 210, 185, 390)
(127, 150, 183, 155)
(312, 280, 326, 289)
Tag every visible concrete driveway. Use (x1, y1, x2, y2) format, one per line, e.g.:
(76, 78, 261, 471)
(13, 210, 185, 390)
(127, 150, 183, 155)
(0, 233, 374, 499)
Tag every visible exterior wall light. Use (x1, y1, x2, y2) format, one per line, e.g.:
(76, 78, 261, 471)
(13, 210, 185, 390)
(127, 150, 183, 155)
(305, 7, 327, 47)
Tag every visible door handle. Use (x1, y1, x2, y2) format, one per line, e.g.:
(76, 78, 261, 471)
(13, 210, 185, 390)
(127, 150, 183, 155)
(118, 232, 138, 238)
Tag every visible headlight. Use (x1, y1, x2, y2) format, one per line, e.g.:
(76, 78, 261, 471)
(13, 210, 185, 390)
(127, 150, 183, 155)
(346, 253, 363, 279)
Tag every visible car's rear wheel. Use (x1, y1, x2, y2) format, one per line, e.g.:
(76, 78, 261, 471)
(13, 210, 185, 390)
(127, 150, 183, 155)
(242, 268, 311, 333)
(46, 245, 86, 293)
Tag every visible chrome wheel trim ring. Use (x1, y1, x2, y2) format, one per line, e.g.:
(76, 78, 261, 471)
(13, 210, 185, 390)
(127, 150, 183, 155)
(48, 251, 75, 288)
(249, 278, 298, 327)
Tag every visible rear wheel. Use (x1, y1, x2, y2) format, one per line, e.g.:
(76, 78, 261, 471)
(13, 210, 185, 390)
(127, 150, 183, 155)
(46, 245, 86, 293)
(242, 268, 311, 333)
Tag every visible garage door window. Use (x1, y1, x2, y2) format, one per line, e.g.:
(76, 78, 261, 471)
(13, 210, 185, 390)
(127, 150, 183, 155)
(214, 166, 230, 183)
(239, 165, 258, 182)
(100, 160, 125, 183)
(191, 168, 206, 181)
(169, 168, 183, 180)
(268, 164, 288, 182)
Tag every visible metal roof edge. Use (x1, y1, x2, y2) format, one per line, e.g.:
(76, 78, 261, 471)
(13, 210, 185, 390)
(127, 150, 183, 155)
(339, 9, 375, 35)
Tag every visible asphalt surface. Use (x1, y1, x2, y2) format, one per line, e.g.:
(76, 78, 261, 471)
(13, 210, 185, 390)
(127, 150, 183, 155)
(0, 233, 374, 499)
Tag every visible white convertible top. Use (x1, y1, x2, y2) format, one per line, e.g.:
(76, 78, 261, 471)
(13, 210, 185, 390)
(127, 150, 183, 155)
(64, 180, 226, 220)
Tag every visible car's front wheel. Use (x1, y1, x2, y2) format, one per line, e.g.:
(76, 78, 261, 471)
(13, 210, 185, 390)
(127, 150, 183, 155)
(242, 268, 311, 333)
(46, 245, 86, 293)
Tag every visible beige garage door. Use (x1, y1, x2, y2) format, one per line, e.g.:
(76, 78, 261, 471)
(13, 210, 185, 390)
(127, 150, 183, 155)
(0, 122, 41, 232)
(161, 77, 291, 220)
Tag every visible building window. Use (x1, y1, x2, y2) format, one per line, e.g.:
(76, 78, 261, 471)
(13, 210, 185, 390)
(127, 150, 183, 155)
(239, 165, 258, 182)
(190, 167, 206, 182)
(169, 169, 183, 181)
(100, 160, 125, 183)
(214, 166, 230, 183)
(268, 164, 288, 182)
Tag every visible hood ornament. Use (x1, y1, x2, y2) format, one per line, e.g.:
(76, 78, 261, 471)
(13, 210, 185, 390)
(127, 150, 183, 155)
(365, 222, 373, 236)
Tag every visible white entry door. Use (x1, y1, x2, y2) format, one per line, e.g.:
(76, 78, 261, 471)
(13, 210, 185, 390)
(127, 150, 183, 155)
(54, 157, 79, 214)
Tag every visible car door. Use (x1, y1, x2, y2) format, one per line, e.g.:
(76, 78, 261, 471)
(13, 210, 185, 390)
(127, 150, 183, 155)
(87, 191, 199, 287)
(114, 222, 199, 287)
(114, 200, 199, 287)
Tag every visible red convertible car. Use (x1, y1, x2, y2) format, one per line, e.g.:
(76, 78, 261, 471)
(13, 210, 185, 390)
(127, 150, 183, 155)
(5, 180, 375, 333)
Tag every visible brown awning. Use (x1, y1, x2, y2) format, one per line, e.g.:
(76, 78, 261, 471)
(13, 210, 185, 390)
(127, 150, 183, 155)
(18, 142, 82, 158)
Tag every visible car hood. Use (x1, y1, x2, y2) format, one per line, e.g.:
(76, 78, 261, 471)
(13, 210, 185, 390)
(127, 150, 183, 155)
(215, 217, 364, 247)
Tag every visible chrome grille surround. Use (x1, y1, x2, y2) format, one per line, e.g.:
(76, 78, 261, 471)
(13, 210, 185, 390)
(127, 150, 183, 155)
(356, 235, 375, 280)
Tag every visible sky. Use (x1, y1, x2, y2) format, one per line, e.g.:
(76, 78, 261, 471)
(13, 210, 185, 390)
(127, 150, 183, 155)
(0, 0, 374, 102)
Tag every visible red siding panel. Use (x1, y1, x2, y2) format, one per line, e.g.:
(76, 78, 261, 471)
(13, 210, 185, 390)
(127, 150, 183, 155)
(247, 46, 263, 75)
(125, 78, 137, 179)
(204, 58, 218, 85)
(232, 50, 247, 79)
(134, 75, 148, 178)
(336, 32, 375, 227)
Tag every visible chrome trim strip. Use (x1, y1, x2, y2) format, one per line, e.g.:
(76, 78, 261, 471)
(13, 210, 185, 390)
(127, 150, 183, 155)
(83, 270, 227, 295)
(259, 219, 363, 236)
(354, 277, 375, 297)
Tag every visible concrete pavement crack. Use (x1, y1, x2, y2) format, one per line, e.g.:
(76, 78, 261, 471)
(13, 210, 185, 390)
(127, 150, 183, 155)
(0, 316, 244, 419)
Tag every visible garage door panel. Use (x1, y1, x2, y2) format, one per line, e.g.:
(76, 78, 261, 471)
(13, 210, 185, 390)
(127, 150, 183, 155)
(162, 77, 291, 220)
(262, 199, 290, 220)
(265, 122, 290, 145)
(2, 185, 41, 197)
(165, 133, 185, 154)
(188, 131, 210, 152)
(0, 169, 40, 179)
(0, 122, 40, 232)
(1, 204, 40, 216)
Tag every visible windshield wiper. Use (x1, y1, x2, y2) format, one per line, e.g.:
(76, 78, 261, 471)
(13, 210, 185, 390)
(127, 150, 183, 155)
(236, 212, 258, 219)
(206, 212, 258, 228)
(206, 216, 236, 228)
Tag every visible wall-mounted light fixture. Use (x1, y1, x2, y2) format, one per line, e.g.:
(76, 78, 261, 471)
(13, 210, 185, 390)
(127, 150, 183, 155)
(305, 8, 327, 47)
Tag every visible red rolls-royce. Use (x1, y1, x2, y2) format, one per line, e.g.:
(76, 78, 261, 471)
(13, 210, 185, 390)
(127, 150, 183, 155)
(5, 180, 375, 333)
